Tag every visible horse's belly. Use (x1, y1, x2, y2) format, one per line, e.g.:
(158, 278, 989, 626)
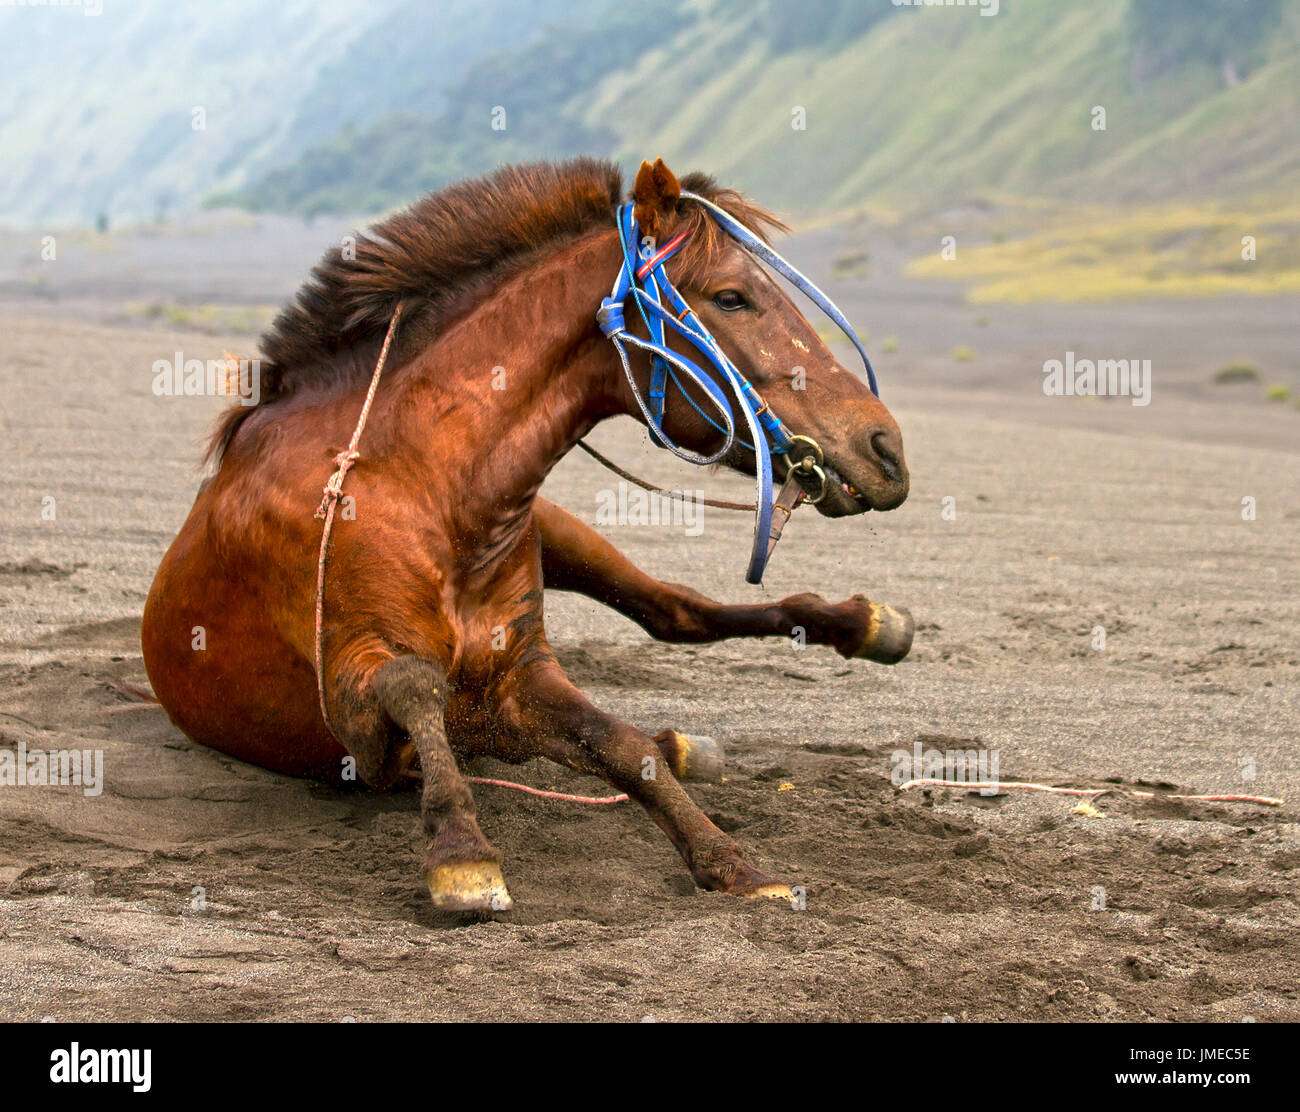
(142, 516, 347, 780)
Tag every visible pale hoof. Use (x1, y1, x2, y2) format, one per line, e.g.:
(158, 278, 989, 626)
(656, 730, 725, 783)
(745, 882, 795, 902)
(426, 861, 513, 913)
(852, 598, 914, 664)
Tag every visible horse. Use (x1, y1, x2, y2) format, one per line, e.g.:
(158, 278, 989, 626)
(141, 157, 911, 912)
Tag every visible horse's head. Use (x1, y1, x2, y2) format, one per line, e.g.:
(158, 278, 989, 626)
(620, 159, 908, 519)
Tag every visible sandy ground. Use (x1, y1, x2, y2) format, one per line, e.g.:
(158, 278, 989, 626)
(0, 214, 1297, 1021)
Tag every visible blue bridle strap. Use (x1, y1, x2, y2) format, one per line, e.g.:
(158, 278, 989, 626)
(680, 191, 880, 398)
(596, 194, 880, 583)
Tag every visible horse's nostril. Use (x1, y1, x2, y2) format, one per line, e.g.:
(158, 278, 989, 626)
(870, 431, 904, 482)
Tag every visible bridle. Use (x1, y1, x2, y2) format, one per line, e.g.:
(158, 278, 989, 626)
(594, 191, 881, 584)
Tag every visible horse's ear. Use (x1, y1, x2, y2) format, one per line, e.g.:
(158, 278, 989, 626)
(632, 157, 681, 238)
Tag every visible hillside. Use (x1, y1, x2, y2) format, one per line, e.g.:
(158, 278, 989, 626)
(4, 0, 1295, 231)
(229, 0, 1300, 219)
(0, 0, 605, 225)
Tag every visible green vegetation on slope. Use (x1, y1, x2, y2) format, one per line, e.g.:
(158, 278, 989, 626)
(224, 1, 693, 215)
(0, 0, 605, 224)
(906, 195, 1300, 303)
(229, 0, 1300, 221)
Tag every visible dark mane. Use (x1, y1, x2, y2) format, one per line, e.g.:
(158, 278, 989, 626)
(207, 157, 785, 464)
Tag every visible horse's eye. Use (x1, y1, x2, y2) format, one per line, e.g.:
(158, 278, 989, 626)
(712, 289, 748, 312)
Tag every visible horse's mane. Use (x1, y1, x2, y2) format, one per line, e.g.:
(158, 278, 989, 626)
(207, 157, 784, 464)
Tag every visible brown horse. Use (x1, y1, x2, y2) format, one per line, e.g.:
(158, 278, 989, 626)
(141, 157, 910, 912)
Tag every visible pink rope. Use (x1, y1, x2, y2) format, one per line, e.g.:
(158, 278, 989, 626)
(900, 779, 1105, 797)
(315, 303, 404, 736)
(898, 779, 1282, 807)
(467, 777, 629, 805)
(1127, 790, 1283, 805)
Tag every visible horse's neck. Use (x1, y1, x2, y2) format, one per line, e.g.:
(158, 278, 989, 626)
(397, 231, 623, 561)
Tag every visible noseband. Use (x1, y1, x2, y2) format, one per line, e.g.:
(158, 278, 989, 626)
(596, 191, 880, 584)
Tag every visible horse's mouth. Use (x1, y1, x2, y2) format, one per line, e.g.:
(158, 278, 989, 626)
(813, 449, 910, 516)
(815, 460, 875, 516)
(774, 457, 873, 517)
(765, 450, 906, 516)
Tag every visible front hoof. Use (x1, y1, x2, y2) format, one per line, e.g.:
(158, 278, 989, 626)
(426, 861, 513, 913)
(654, 729, 725, 783)
(851, 598, 914, 664)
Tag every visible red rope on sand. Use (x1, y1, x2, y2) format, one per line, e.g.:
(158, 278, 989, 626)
(96, 688, 626, 804)
(1126, 789, 1283, 805)
(467, 777, 629, 805)
(898, 779, 1282, 807)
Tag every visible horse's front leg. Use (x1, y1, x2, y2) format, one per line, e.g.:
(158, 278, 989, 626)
(495, 656, 793, 900)
(361, 655, 511, 912)
(534, 498, 913, 662)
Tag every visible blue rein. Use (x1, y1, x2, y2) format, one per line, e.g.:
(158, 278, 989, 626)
(596, 190, 879, 584)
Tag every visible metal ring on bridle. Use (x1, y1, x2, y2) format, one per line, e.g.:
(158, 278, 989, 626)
(781, 434, 824, 469)
(780, 435, 828, 503)
(796, 462, 828, 504)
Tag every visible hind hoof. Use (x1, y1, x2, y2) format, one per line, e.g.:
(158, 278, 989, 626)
(852, 598, 914, 664)
(745, 882, 795, 902)
(655, 730, 725, 783)
(426, 861, 513, 913)
(709, 860, 794, 903)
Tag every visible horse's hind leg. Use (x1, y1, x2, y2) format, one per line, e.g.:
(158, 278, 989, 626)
(497, 658, 792, 901)
(372, 656, 511, 912)
(535, 498, 913, 663)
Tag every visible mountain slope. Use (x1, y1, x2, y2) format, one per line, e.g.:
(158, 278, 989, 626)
(232, 0, 1300, 219)
(6, 0, 1296, 225)
(600, 0, 1298, 213)
(0, 0, 604, 225)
